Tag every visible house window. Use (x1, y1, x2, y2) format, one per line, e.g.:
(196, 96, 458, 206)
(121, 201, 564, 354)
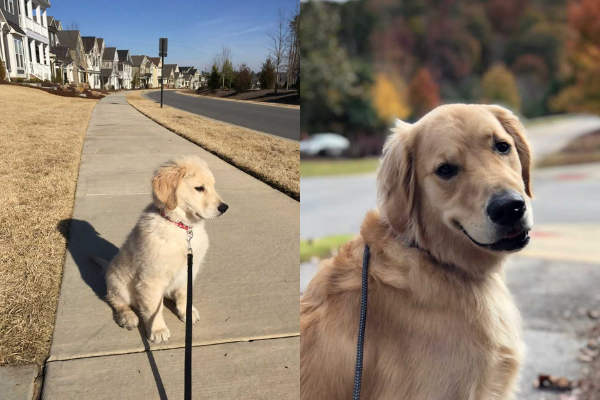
(14, 39, 24, 68)
(7, 0, 14, 14)
(35, 44, 40, 64)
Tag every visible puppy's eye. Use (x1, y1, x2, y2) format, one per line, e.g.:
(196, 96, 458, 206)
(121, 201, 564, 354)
(195, 186, 205, 192)
(496, 142, 511, 154)
(435, 164, 458, 179)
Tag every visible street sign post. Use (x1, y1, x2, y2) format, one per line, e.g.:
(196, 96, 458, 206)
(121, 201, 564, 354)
(159, 38, 168, 108)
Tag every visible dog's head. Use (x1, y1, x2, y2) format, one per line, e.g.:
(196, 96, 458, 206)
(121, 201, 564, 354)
(152, 155, 228, 220)
(378, 104, 533, 272)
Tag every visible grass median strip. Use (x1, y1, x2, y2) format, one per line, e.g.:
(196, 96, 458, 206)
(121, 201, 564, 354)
(300, 234, 356, 262)
(300, 157, 380, 177)
(0, 85, 97, 365)
(126, 90, 299, 199)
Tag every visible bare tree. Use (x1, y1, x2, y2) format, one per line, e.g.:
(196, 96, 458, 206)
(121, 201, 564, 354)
(267, 9, 289, 94)
(67, 21, 80, 31)
(286, 1, 300, 90)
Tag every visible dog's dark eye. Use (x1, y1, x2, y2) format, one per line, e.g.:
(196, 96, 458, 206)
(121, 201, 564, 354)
(435, 164, 458, 179)
(195, 186, 205, 192)
(496, 142, 511, 154)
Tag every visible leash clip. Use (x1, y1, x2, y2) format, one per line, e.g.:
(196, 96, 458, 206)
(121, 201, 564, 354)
(186, 229, 193, 255)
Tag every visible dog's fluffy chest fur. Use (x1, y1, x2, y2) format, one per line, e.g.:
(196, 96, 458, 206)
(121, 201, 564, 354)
(300, 214, 523, 400)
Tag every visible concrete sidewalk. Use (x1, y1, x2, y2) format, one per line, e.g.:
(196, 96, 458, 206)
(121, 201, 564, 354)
(42, 93, 299, 399)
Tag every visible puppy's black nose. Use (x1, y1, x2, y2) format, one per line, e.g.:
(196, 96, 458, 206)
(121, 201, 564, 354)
(218, 203, 229, 214)
(487, 191, 526, 226)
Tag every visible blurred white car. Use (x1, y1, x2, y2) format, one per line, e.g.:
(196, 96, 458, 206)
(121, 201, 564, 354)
(300, 133, 350, 157)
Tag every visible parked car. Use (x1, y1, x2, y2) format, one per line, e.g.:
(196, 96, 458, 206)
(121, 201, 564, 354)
(300, 133, 350, 157)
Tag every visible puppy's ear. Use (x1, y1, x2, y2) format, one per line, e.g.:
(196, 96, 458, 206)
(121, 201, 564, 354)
(485, 105, 533, 197)
(377, 120, 418, 235)
(152, 164, 186, 210)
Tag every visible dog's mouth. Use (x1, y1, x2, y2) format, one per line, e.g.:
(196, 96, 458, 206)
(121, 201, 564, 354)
(456, 222, 530, 252)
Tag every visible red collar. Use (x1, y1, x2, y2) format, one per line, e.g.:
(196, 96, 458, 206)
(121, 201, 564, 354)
(160, 209, 192, 231)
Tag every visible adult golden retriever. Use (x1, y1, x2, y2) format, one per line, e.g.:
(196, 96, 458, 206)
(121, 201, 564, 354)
(300, 105, 533, 400)
(92, 156, 228, 343)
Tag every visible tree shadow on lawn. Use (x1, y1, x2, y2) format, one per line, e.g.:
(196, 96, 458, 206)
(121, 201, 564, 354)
(57, 218, 168, 400)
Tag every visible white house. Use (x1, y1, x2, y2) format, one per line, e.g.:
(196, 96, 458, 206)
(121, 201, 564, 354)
(117, 49, 131, 89)
(101, 46, 119, 89)
(82, 36, 101, 89)
(0, 0, 51, 81)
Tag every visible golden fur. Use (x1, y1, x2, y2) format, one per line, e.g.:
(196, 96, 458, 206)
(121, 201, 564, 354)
(300, 104, 533, 399)
(94, 156, 227, 343)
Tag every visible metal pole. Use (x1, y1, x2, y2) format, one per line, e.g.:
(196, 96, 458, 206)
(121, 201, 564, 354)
(160, 55, 164, 108)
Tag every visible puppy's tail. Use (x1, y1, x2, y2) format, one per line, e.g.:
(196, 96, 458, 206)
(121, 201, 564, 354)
(89, 255, 110, 273)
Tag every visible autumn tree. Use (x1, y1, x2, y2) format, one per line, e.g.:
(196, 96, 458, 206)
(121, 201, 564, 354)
(550, 0, 600, 114)
(480, 64, 521, 111)
(371, 72, 411, 122)
(408, 68, 441, 119)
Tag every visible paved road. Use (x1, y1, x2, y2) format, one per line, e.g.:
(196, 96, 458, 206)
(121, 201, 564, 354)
(146, 90, 300, 141)
(300, 117, 600, 399)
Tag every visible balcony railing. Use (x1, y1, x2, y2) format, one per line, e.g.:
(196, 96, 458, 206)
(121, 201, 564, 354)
(25, 17, 48, 37)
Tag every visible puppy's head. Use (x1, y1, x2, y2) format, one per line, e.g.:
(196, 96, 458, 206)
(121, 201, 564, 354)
(378, 104, 533, 263)
(152, 156, 228, 220)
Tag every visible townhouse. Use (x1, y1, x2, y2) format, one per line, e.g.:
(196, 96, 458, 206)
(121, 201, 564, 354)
(81, 36, 102, 89)
(52, 30, 86, 84)
(131, 54, 157, 89)
(100, 46, 118, 89)
(1, 0, 52, 81)
(148, 56, 161, 87)
(162, 63, 177, 88)
(116, 49, 131, 89)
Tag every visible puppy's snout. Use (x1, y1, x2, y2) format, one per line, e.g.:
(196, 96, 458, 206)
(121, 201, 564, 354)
(218, 203, 229, 214)
(486, 191, 526, 226)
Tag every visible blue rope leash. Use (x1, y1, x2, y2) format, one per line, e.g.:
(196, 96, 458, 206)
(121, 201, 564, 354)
(352, 244, 370, 400)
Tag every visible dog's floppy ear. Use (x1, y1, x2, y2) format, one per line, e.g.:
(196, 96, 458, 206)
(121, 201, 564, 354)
(485, 105, 533, 197)
(152, 164, 186, 210)
(377, 119, 418, 235)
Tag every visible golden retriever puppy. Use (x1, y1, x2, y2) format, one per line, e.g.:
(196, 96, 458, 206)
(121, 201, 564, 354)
(94, 156, 228, 343)
(300, 105, 533, 399)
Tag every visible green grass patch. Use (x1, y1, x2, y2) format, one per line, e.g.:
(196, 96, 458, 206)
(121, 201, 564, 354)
(300, 157, 379, 177)
(300, 234, 356, 262)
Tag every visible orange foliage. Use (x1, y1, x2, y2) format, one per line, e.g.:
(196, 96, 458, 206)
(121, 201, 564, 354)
(408, 68, 441, 119)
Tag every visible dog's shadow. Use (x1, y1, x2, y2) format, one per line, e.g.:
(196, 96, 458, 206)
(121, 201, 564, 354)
(57, 218, 168, 400)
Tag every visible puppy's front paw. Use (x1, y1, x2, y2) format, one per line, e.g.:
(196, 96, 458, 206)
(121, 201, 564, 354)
(148, 326, 170, 343)
(117, 310, 139, 330)
(178, 305, 200, 324)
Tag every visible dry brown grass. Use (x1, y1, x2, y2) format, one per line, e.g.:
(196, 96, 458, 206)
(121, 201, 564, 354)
(127, 90, 300, 199)
(0, 85, 97, 365)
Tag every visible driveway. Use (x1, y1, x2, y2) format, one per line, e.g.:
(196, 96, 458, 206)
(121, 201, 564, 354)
(145, 90, 300, 141)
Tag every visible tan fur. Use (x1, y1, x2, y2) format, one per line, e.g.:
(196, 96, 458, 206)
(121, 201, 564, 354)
(100, 156, 227, 343)
(300, 104, 532, 399)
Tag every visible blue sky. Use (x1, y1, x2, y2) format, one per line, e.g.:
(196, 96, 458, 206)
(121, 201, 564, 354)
(49, 0, 297, 72)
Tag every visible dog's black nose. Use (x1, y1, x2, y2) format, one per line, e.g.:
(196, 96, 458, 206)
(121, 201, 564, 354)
(218, 203, 229, 214)
(486, 191, 526, 226)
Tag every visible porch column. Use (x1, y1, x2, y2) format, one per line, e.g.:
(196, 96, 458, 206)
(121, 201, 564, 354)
(35, 5, 41, 24)
(27, 0, 32, 19)
(42, 9, 47, 28)
(29, 38, 37, 64)
(38, 42, 44, 65)
(45, 44, 49, 66)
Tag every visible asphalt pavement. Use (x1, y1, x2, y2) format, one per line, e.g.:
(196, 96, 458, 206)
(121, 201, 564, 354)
(146, 90, 300, 141)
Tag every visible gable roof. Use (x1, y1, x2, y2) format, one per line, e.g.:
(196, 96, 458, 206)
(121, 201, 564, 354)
(96, 38, 104, 49)
(131, 55, 147, 67)
(81, 37, 97, 53)
(56, 30, 82, 50)
(6, 20, 26, 36)
(179, 67, 193, 73)
(117, 50, 131, 64)
(103, 47, 117, 61)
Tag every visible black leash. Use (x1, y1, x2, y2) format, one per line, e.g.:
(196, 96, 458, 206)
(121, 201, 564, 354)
(352, 245, 370, 400)
(185, 230, 194, 400)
